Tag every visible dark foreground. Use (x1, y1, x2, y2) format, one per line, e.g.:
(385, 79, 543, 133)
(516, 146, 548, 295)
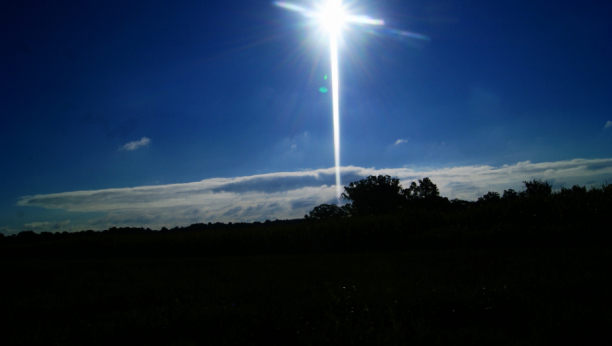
(1, 243, 610, 345)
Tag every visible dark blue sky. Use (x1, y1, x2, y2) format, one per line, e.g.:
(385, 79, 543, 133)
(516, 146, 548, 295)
(2, 0, 611, 233)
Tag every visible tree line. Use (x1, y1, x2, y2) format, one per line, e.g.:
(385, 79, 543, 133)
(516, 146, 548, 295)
(305, 174, 607, 221)
(2, 175, 610, 245)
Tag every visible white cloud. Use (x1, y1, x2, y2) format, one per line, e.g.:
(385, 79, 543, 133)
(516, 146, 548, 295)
(23, 220, 71, 232)
(121, 137, 150, 151)
(394, 139, 407, 145)
(0, 227, 15, 235)
(604, 121, 612, 129)
(17, 158, 612, 232)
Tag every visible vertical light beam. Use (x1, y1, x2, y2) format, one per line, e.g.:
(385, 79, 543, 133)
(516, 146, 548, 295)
(330, 28, 342, 201)
(274, 0, 387, 203)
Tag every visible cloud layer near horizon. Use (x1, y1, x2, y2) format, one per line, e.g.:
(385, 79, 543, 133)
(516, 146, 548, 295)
(16, 158, 612, 232)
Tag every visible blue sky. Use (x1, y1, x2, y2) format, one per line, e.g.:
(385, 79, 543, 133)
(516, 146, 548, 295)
(1, 0, 611, 233)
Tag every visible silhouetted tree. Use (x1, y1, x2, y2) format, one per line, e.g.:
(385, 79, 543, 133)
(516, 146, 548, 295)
(502, 189, 519, 200)
(449, 198, 472, 210)
(559, 185, 587, 197)
(523, 179, 552, 198)
(17, 230, 36, 238)
(341, 175, 406, 215)
(305, 204, 347, 220)
(404, 177, 440, 200)
(417, 177, 440, 199)
(340, 203, 355, 216)
(478, 191, 501, 204)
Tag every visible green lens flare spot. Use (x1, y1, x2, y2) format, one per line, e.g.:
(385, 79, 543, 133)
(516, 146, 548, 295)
(319, 87, 329, 93)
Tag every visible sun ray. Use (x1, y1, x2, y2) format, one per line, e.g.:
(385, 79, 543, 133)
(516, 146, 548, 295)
(275, 0, 385, 203)
(330, 24, 342, 201)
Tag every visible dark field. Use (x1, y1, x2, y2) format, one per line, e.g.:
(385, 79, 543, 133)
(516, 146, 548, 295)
(2, 184, 611, 345)
(1, 241, 610, 345)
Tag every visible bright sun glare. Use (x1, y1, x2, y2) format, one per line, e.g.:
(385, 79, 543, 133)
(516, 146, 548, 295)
(274, 0, 384, 202)
(316, 0, 347, 34)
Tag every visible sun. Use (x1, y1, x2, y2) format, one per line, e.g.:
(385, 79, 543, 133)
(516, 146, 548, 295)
(315, 0, 348, 34)
(274, 0, 384, 201)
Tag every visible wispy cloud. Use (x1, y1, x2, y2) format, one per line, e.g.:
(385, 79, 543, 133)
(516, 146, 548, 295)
(394, 139, 407, 145)
(121, 137, 150, 151)
(0, 227, 15, 235)
(23, 220, 71, 232)
(604, 121, 612, 129)
(17, 158, 612, 232)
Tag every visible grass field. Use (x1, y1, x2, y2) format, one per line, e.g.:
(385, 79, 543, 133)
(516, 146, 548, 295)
(2, 243, 610, 345)
(3, 185, 611, 344)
